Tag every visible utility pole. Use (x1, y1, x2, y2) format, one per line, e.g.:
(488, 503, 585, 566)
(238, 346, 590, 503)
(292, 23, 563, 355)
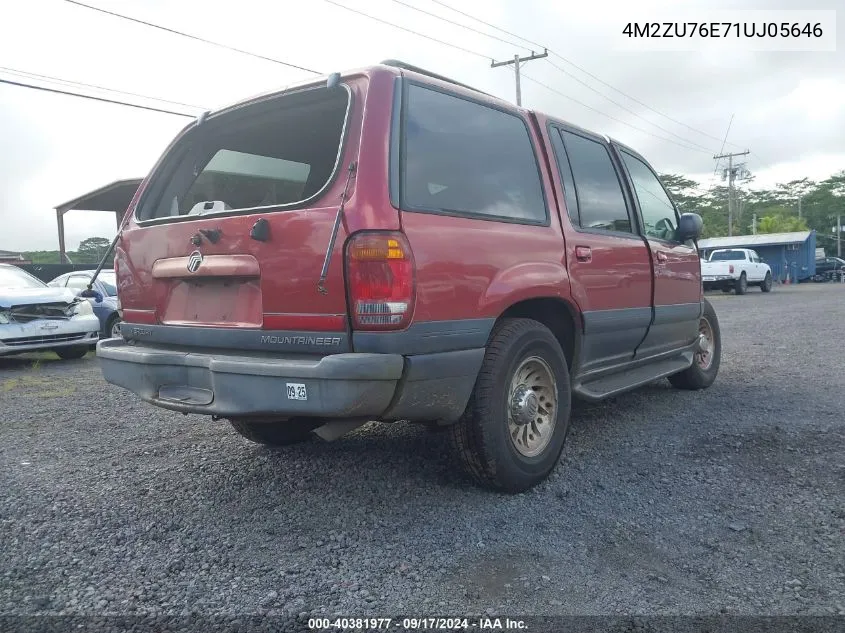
(491, 49, 548, 106)
(838, 214, 842, 258)
(752, 213, 757, 235)
(798, 196, 802, 220)
(714, 150, 750, 237)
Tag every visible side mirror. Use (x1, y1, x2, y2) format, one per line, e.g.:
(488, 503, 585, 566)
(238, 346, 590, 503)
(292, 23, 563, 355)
(676, 212, 703, 242)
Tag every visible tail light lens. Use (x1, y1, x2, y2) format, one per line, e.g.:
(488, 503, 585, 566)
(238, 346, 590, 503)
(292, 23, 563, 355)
(729, 264, 735, 274)
(346, 232, 415, 330)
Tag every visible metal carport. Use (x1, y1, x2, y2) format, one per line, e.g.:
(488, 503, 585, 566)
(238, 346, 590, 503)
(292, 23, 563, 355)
(54, 179, 142, 263)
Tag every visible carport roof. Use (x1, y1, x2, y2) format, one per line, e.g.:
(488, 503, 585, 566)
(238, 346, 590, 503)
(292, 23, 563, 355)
(55, 178, 143, 214)
(698, 231, 813, 249)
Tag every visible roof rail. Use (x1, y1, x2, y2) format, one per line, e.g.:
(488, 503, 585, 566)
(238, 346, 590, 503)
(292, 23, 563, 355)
(380, 59, 495, 98)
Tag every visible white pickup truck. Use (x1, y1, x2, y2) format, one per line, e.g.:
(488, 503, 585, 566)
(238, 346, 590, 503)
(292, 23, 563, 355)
(701, 248, 773, 294)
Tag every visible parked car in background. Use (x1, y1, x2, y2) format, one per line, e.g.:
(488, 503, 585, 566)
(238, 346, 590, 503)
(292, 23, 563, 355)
(48, 270, 121, 339)
(813, 256, 845, 282)
(701, 248, 772, 294)
(0, 264, 100, 359)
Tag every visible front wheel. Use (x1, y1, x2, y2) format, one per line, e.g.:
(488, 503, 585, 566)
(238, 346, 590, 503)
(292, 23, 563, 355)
(668, 299, 721, 391)
(450, 318, 572, 493)
(229, 418, 321, 446)
(761, 272, 772, 292)
(106, 314, 123, 339)
(55, 346, 89, 360)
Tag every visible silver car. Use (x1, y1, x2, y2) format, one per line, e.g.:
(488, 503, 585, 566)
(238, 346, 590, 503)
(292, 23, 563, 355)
(0, 264, 100, 360)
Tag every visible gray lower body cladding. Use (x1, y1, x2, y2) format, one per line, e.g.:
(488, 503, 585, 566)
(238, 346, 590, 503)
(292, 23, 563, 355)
(96, 338, 484, 423)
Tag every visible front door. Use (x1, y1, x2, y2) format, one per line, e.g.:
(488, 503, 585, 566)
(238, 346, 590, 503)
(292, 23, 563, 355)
(614, 146, 702, 359)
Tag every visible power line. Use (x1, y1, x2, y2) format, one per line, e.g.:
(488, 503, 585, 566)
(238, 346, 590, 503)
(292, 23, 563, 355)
(396, 0, 715, 151)
(322, 0, 489, 60)
(544, 59, 714, 153)
(427, 0, 746, 150)
(0, 77, 197, 117)
(518, 72, 712, 155)
(64, 0, 321, 75)
(428, 0, 545, 49)
(389, 0, 531, 52)
(0, 66, 207, 111)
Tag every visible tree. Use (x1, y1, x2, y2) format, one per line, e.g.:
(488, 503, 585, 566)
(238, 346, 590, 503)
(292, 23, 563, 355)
(757, 211, 808, 234)
(76, 237, 112, 264)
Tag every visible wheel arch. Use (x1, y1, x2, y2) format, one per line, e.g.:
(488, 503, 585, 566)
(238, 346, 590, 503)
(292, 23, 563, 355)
(494, 296, 581, 371)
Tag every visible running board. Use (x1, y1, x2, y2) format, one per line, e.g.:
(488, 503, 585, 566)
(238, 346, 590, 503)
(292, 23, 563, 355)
(572, 353, 693, 402)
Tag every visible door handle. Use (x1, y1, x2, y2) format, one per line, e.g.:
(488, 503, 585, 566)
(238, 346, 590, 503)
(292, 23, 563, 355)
(656, 251, 668, 263)
(575, 246, 592, 263)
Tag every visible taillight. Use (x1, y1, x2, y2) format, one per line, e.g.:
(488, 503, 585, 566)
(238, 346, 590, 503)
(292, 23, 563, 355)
(729, 265, 735, 274)
(346, 232, 415, 330)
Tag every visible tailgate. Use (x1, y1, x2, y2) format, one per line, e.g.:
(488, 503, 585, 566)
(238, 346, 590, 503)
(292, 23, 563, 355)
(115, 80, 372, 347)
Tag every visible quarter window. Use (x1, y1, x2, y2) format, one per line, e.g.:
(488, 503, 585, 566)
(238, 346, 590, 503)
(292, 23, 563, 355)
(402, 85, 547, 223)
(559, 130, 632, 233)
(620, 151, 678, 241)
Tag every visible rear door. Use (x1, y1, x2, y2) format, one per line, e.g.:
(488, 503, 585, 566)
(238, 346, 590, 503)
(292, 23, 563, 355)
(546, 123, 653, 374)
(614, 146, 702, 359)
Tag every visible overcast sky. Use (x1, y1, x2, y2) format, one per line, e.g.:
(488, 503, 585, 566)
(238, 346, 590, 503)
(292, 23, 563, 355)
(1, 0, 842, 251)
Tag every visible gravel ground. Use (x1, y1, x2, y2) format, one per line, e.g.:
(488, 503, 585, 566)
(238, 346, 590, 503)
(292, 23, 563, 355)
(1, 283, 844, 622)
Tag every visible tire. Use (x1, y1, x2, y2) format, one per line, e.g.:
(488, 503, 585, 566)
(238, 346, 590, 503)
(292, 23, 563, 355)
(668, 298, 721, 391)
(449, 318, 572, 493)
(105, 314, 122, 339)
(761, 272, 772, 293)
(735, 273, 747, 295)
(55, 346, 89, 360)
(229, 418, 321, 446)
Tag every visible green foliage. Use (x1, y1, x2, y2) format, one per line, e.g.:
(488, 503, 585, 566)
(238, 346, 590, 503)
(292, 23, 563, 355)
(659, 170, 844, 245)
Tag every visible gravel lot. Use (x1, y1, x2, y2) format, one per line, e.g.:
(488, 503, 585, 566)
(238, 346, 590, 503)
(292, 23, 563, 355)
(2, 283, 844, 622)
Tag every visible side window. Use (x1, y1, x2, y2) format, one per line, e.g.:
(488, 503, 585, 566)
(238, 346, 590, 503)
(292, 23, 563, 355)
(548, 127, 579, 225)
(402, 84, 547, 223)
(620, 151, 678, 241)
(65, 275, 91, 291)
(559, 130, 632, 233)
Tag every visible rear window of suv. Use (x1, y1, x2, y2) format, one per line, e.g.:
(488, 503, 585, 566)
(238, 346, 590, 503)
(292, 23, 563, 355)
(399, 84, 547, 224)
(136, 86, 350, 221)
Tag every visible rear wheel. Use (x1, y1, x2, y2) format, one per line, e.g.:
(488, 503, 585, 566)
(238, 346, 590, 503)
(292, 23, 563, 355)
(55, 346, 88, 360)
(735, 273, 747, 295)
(668, 299, 721, 391)
(761, 272, 772, 292)
(449, 318, 571, 493)
(229, 418, 321, 446)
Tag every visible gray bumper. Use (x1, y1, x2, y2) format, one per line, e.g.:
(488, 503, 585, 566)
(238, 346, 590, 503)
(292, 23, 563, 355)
(96, 339, 484, 421)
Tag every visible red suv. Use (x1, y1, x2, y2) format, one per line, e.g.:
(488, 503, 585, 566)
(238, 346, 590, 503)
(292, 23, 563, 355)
(97, 61, 721, 492)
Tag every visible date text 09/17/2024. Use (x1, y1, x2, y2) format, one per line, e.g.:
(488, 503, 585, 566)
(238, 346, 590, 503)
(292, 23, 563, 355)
(622, 22, 823, 38)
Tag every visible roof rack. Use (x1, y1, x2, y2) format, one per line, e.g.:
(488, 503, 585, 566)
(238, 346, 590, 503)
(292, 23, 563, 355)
(380, 59, 495, 98)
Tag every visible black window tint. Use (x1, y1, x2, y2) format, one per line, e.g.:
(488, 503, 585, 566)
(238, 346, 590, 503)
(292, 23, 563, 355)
(560, 131, 632, 233)
(402, 85, 546, 223)
(549, 127, 579, 225)
(620, 151, 678, 241)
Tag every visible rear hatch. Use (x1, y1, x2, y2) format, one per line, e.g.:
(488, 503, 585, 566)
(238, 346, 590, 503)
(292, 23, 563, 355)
(116, 78, 380, 352)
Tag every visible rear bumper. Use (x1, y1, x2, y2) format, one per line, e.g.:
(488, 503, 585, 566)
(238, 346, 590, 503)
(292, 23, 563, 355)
(96, 339, 483, 422)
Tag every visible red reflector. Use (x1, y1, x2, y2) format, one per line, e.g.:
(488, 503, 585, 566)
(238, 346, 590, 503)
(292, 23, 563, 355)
(729, 264, 735, 274)
(346, 232, 415, 330)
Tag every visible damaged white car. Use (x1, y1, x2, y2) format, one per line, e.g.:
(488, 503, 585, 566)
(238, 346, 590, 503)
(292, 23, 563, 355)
(0, 264, 100, 360)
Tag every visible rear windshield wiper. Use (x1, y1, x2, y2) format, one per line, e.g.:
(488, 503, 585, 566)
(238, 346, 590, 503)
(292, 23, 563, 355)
(316, 161, 357, 295)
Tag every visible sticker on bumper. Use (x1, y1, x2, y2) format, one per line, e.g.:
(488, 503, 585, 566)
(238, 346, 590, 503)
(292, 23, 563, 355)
(286, 383, 308, 401)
